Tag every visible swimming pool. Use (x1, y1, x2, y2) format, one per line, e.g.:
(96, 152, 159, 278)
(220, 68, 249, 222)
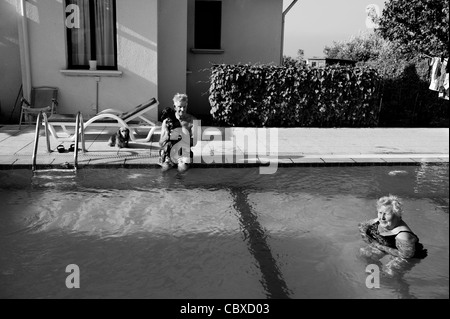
(0, 164, 448, 299)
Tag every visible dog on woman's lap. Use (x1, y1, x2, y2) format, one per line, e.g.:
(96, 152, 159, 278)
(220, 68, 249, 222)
(108, 127, 130, 148)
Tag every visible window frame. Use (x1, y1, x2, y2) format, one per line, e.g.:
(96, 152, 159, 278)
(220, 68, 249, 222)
(194, 0, 222, 50)
(65, 0, 118, 71)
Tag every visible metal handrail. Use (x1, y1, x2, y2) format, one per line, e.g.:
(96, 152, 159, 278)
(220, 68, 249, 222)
(74, 112, 80, 170)
(33, 111, 86, 172)
(32, 111, 43, 171)
(42, 112, 51, 153)
(78, 112, 86, 153)
(74, 112, 87, 171)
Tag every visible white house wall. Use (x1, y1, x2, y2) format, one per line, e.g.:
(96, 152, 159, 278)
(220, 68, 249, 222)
(186, 0, 283, 117)
(25, 0, 158, 119)
(221, 0, 283, 63)
(3, 0, 284, 123)
(0, 0, 22, 123)
(157, 0, 188, 113)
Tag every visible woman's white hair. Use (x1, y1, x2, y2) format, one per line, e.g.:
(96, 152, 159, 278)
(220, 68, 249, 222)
(377, 195, 403, 217)
(173, 93, 188, 104)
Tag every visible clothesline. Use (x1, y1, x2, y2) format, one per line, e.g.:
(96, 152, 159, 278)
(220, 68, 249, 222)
(421, 53, 433, 59)
(422, 53, 449, 62)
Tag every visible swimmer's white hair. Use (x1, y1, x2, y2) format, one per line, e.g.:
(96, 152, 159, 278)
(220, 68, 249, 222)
(377, 194, 403, 217)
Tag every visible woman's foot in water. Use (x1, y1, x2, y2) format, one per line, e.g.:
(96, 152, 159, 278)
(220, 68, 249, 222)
(177, 162, 190, 173)
(160, 159, 174, 172)
(177, 157, 191, 173)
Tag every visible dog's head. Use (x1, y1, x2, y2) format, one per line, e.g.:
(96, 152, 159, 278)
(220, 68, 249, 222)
(118, 127, 130, 141)
(160, 107, 178, 131)
(161, 107, 176, 121)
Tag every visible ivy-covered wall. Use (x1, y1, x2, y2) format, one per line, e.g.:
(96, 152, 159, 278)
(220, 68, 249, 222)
(208, 64, 382, 127)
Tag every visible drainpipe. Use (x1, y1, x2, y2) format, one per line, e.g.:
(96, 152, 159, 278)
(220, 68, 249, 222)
(280, 0, 299, 65)
(95, 77, 100, 114)
(18, 0, 32, 101)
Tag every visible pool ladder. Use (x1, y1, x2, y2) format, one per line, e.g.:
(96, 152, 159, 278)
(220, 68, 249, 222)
(32, 111, 86, 172)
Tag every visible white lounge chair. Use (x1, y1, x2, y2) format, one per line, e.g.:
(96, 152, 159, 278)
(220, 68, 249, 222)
(45, 98, 161, 142)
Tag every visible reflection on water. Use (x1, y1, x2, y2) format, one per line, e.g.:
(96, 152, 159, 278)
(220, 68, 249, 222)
(0, 164, 448, 299)
(230, 187, 291, 299)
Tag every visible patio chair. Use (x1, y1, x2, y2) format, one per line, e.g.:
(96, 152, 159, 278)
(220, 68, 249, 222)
(19, 86, 58, 129)
(45, 97, 161, 143)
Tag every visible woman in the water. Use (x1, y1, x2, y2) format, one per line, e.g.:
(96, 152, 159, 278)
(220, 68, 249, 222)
(358, 195, 427, 274)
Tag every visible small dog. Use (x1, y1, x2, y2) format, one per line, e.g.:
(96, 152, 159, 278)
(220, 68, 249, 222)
(108, 127, 130, 148)
(160, 107, 179, 133)
(159, 107, 181, 166)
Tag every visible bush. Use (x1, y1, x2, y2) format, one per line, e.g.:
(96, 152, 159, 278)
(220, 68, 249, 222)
(208, 63, 382, 127)
(323, 31, 449, 127)
(363, 51, 449, 127)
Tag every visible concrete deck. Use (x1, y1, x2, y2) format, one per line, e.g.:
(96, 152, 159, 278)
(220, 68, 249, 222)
(0, 124, 448, 169)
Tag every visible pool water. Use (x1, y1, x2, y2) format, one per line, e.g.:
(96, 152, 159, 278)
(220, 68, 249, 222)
(0, 164, 448, 299)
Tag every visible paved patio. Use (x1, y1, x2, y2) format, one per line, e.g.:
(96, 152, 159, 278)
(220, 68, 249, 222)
(0, 124, 448, 169)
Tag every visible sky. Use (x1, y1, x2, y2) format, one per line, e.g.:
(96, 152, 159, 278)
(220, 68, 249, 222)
(282, 0, 387, 58)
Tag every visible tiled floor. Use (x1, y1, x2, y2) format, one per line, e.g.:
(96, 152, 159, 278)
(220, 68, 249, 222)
(0, 125, 448, 169)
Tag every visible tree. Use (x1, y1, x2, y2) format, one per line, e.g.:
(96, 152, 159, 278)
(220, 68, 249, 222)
(377, 0, 449, 56)
(296, 49, 305, 61)
(283, 48, 306, 67)
(323, 32, 389, 62)
(282, 55, 299, 67)
(321, 27, 448, 127)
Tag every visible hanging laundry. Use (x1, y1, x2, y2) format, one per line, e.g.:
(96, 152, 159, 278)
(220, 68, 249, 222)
(429, 57, 441, 91)
(442, 73, 449, 100)
(438, 58, 448, 100)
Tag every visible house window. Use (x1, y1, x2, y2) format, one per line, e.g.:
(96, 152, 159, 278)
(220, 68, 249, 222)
(65, 0, 117, 70)
(311, 62, 317, 67)
(194, 1, 222, 49)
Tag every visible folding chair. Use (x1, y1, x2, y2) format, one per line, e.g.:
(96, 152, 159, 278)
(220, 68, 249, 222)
(19, 86, 58, 129)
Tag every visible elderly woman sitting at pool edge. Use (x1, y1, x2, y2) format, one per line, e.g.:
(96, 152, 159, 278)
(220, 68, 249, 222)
(359, 195, 426, 259)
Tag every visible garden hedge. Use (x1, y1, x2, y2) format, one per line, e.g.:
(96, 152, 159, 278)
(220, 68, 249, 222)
(208, 63, 382, 127)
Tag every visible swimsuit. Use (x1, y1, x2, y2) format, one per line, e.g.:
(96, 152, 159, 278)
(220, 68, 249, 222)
(365, 221, 426, 258)
(366, 221, 418, 248)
